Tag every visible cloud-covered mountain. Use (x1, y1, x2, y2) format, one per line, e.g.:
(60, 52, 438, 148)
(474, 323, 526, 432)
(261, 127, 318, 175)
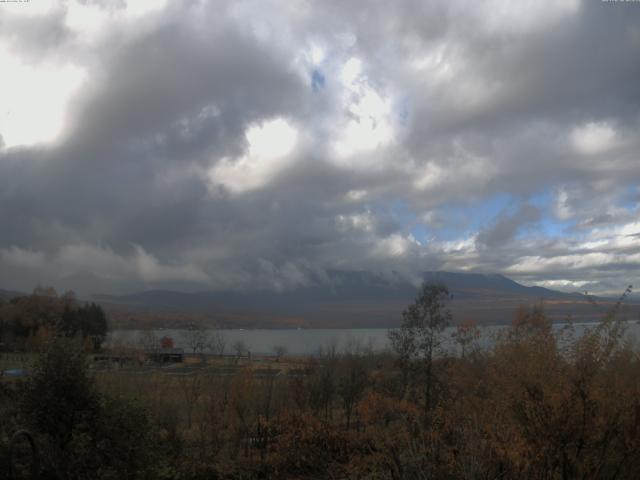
(95, 271, 631, 328)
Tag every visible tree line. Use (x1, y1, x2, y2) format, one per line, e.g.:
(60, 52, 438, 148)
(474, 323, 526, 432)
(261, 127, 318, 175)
(0, 287, 108, 352)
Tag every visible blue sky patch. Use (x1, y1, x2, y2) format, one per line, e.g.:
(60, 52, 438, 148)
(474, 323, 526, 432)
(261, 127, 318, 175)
(311, 69, 325, 92)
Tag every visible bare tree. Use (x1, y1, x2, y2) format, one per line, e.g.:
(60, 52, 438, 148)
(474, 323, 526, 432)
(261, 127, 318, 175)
(181, 322, 210, 356)
(451, 320, 481, 359)
(137, 329, 159, 355)
(338, 351, 368, 430)
(208, 329, 226, 357)
(309, 344, 338, 422)
(233, 339, 247, 358)
(272, 344, 287, 359)
(388, 282, 452, 419)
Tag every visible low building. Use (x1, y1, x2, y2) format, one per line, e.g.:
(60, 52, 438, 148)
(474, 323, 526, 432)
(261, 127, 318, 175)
(147, 347, 184, 363)
(92, 353, 137, 367)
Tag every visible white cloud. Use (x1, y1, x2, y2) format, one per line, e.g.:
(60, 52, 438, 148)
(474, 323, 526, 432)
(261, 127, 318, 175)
(345, 189, 367, 202)
(56, 243, 209, 284)
(414, 162, 445, 190)
(332, 57, 396, 163)
(336, 211, 375, 233)
(63, 0, 168, 40)
(440, 237, 477, 254)
(57, 243, 129, 279)
(64, 1, 109, 37)
(413, 144, 496, 194)
(209, 117, 298, 193)
(246, 117, 297, 159)
(574, 239, 609, 251)
(122, 0, 168, 19)
(409, 42, 456, 81)
(506, 252, 620, 274)
(555, 187, 573, 220)
(475, 0, 580, 35)
(1, 0, 57, 16)
(309, 43, 326, 65)
(130, 244, 209, 283)
(340, 57, 362, 85)
(373, 233, 420, 258)
(571, 121, 618, 155)
(0, 47, 86, 149)
(1, 246, 46, 269)
(534, 279, 590, 290)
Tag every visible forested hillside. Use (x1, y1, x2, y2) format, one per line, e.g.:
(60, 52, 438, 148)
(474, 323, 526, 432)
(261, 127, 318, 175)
(0, 288, 108, 352)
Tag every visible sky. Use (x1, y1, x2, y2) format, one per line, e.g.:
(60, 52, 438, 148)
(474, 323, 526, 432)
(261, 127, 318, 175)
(1, 0, 640, 297)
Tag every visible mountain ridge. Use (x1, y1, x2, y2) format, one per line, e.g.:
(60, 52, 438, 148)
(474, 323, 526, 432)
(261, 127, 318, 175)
(3, 272, 632, 328)
(92, 271, 619, 328)
(94, 270, 590, 306)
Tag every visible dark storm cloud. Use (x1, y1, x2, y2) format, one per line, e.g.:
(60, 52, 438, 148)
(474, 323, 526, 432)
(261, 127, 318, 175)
(2, 3, 306, 246)
(1, 0, 640, 295)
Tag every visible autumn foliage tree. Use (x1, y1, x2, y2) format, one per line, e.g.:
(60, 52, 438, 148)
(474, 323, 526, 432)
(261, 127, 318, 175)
(160, 336, 174, 349)
(19, 337, 166, 479)
(0, 288, 108, 351)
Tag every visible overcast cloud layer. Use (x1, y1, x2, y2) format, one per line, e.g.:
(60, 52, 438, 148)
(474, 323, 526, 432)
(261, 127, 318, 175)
(1, 0, 640, 296)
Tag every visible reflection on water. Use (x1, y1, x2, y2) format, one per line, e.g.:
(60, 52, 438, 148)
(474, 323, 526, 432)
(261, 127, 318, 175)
(107, 321, 640, 356)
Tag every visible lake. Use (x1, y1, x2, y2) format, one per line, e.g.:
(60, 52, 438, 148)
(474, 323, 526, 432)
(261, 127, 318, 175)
(107, 321, 640, 356)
